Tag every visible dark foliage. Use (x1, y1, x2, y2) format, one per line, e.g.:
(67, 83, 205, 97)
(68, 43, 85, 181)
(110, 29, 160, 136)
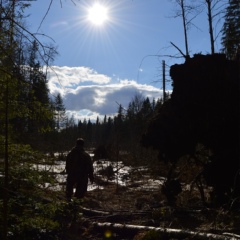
(142, 54, 240, 206)
(221, 0, 240, 60)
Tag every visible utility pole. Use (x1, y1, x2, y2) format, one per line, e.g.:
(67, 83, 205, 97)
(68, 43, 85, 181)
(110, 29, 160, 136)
(162, 60, 166, 102)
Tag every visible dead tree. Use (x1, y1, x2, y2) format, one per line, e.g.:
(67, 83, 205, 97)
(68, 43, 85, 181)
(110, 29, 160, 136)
(204, 0, 228, 54)
(170, 0, 202, 58)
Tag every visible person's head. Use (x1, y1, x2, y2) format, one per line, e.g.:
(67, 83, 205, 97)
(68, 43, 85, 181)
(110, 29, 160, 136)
(76, 138, 84, 147)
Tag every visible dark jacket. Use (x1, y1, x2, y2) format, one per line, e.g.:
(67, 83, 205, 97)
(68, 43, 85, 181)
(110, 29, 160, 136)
(66, 146, 94, 182)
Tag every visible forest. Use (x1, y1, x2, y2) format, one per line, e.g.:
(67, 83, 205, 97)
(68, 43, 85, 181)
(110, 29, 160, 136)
(0, 0, 239, 239)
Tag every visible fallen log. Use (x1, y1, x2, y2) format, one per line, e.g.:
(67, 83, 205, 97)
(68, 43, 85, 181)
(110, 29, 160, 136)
(80, 207, 151, 224)
(80, 206, 110, 216)
(92, 222, 240, 240)
(80, 206, 150, 218)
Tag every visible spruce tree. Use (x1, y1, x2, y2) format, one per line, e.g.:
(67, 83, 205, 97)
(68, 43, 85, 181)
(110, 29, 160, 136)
(54, 93, 67, 131)
(221, 0, 240, 59)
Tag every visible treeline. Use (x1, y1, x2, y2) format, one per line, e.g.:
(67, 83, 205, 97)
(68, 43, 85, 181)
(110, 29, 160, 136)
(54, 93, 171, 154)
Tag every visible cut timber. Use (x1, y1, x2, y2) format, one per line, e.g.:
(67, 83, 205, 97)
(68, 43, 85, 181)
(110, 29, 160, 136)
(92, 222, 240, 240)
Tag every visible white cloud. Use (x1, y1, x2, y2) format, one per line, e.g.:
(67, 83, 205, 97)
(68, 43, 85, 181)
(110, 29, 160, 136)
(47, 66, 111, 90)
(47, 66, 165, 122)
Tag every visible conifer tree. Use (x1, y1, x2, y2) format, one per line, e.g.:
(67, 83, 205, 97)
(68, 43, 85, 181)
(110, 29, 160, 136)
(221, 0, 240, 59)
(94, 116, 101, 145)
(25, 40, 53, 137)
(54, 93, 67, 131)
(87, 119, 93, 145)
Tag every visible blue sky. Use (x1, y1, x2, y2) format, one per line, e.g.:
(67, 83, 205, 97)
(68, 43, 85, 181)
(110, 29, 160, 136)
(25, 0, 225, 122)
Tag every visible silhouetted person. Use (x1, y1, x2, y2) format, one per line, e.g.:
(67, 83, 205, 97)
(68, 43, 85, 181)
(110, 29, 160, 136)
(65, 138, 94, 201)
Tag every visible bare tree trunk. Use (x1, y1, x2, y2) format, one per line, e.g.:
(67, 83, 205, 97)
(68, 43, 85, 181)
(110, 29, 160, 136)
(180, 0, 190, 57)
(206, 0, 215, 54)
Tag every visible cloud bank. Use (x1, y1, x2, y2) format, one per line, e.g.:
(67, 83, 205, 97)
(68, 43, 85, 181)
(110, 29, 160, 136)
(47, 66, 164, 122)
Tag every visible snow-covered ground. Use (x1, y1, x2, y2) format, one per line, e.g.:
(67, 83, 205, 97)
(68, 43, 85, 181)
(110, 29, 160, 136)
(33, 153, 165, 193)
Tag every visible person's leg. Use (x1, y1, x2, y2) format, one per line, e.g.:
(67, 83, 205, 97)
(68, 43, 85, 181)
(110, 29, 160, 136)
(66, 175, 75, 201)
(75, 176, 88, 199)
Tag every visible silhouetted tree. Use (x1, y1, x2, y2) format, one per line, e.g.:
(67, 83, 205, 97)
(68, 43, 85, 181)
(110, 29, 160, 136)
(86, 119, 93, 146)
(221, 0, 240, 59)
(203, 0, 228, 54)
(54, 93, 67, 131)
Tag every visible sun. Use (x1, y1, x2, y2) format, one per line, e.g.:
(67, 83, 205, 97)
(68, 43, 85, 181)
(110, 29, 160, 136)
(87, 3, 109, 26)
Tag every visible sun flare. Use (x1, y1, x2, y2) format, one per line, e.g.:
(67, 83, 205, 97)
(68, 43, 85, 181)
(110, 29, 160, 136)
(87, 3, 109, 26)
